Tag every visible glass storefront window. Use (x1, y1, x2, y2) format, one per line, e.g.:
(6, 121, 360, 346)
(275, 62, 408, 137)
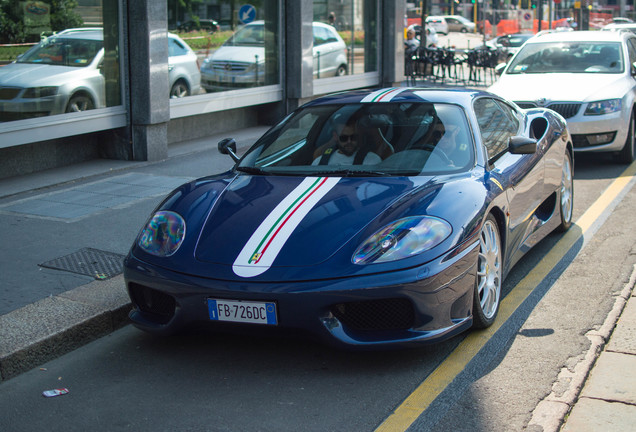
(169, 0, 280, 95)
(313, 0, 378, 79)
(0, 0, 121, 123)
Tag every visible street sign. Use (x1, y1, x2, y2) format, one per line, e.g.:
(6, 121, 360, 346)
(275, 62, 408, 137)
(239, 4, 256, 24)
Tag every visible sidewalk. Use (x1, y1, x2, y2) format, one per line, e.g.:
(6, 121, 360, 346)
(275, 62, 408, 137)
(1, 123, 635, 431)
(560, 271, 636, 431)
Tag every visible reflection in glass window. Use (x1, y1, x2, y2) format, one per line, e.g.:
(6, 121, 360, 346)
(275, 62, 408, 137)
(312, 23, 348, 78)
(239, 102, 473, 175)
(168, 34, 202, 98)
(180, 0, 279, 94)
(313, 0, 378, 78)
(0, 1, 121, 123)
(474, 98, 520, 160)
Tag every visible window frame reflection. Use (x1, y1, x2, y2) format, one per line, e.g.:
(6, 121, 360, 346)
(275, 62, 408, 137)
(0, 0, 125, 146)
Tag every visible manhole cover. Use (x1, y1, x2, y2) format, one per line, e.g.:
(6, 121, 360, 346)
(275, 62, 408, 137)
(39, 248, 125, 280)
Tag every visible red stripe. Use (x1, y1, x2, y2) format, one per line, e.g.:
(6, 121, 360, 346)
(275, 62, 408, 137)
(254, 177, 329, 264)
(377, 88, 399, 101)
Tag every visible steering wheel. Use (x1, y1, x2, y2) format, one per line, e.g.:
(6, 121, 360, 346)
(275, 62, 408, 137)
(421, 144, 453, 165)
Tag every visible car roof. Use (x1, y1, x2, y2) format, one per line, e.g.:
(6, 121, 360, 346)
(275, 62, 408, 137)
(246, 20, 333, 30)
(53, 27, 103, 41)
(303, 87, 494, 108)
(529, 29, 631, 43)
(603, 23, 636, 30)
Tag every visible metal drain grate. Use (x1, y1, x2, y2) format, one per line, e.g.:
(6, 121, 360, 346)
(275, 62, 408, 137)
(39, 248, 125, 280)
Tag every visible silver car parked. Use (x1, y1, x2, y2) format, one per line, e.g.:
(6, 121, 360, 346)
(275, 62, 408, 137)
(489, 30, 636, 163)
(201, 21, 347, 92)
(0, 28, 200, 121)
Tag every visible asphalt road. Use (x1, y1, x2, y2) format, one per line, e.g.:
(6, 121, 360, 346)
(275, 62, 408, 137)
(0, 145, 634, 431)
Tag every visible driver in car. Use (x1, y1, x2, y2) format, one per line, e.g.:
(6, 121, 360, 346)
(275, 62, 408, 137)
(313, 119, 382, 165)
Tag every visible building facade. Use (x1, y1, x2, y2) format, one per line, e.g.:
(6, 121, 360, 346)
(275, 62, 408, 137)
(0, 0, 406, 179)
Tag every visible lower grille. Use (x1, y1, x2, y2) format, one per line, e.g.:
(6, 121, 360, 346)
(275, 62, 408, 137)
(0, 87, 21, 100)
(128, 283, 176, 325)
(331, 298, 414, 331)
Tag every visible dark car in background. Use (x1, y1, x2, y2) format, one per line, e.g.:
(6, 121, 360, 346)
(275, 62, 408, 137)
(177, 19, 220, 33)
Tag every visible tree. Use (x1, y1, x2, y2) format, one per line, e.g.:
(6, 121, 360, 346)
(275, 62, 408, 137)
(0, 0, 83, 43)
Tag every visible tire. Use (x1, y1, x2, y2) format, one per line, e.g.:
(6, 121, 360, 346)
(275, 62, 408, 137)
(461, 28, 468, 33)
(617, 111, 635, 164)
(65, 94, 95, 113)
(557, 151, 574, 232)
(472, 214, 502, 329)
(335, 64, 347, 77)
(170, 80, 190, 98)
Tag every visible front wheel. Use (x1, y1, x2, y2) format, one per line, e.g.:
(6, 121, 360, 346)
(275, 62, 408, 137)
(65, 94, 94, 113)
(557, 151, 574, 232)
(170, 80, 190, 98)
(335, 64, 347, 77)
(472, 214, 502, 329)
(617, 111, 635, 164)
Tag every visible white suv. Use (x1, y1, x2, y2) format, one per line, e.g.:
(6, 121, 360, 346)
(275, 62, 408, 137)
(489, 30, 636, 163)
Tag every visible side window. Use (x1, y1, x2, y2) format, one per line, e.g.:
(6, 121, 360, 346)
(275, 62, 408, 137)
(168, 38, 187, 57)
(314, 26, 328, 46)
(474, 98, 520, 160)
(627, 38, 636, 66)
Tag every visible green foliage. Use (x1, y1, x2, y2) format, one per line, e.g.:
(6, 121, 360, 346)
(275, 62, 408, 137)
(175, 30, 233, 50)
(0, 0, 83, 44)
(0, 44, 31, 62)
(49, 0, 84, 31)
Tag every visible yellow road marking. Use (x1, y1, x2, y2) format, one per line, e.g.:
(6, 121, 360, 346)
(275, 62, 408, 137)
(376, 161, 636, 432)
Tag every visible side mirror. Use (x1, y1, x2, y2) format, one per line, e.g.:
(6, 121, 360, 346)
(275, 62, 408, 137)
(509, 136, 537, 154)
(631, 61, 636, 77)
(218, 138, 239, 162)
(495, 62, 507, 76)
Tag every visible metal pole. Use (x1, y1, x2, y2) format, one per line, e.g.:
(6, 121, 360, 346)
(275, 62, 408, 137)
(421, 0, 427, 48)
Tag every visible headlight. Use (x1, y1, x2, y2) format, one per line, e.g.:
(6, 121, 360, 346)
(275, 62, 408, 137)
(584, 99, 622, 116)
(353, 216, 452, 265)
(22, 86, 58, 98)
(137, 211, 186, 257)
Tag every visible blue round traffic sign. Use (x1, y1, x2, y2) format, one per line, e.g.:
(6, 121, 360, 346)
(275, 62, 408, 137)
(239, 4, 256, 24)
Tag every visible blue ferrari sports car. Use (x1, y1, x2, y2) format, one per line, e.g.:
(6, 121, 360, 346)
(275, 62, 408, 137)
(124, 87, 574, 348)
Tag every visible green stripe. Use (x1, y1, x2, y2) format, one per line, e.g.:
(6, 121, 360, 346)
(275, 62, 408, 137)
(248, 177, 322, 263)
(370, 88, 397, 102)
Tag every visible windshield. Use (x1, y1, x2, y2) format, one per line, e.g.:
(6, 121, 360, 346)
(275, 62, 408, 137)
(18, 36, 102, 67)
(507, 41, 623, 74)
(224, 24, 264, 46)
(238, 102, 474, 176)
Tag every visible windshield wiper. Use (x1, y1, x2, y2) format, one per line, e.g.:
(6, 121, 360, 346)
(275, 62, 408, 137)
(235, 166, 269, 175)
(312, 169, 391, 177)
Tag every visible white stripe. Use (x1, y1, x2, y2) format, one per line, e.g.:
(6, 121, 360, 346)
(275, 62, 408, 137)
(361, 88, 408, 103)
(232, 177, 340, 278)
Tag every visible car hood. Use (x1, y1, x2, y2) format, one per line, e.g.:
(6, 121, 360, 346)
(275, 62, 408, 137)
(134, 174, 485, 281)
(0, 62, 92, 87)
(489, 73, 628, 103)
(211, 45, 265, 63)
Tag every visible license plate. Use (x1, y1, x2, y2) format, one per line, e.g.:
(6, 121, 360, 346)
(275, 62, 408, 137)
(208, 299, 277, 325)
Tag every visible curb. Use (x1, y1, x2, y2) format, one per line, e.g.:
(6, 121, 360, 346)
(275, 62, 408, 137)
(0, 275, 130, 381)
(527, 263, 636, 431)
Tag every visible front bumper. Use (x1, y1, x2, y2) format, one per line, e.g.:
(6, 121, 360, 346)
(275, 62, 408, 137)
(124, 241, 479, 349)
(559, 108, 626, 153)
(0, 95, 66, 120)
